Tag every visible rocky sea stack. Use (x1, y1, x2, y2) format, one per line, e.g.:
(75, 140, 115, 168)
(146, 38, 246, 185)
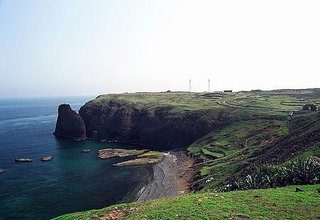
(54, 104, 86, 141)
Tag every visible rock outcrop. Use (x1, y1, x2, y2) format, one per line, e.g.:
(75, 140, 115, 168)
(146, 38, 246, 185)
(41, 156, 53, 161)
(15, 158, 33, 162)
(78, 100, 229, 149)
(54, 104, 86, 141)
(54, 97, 230, 149)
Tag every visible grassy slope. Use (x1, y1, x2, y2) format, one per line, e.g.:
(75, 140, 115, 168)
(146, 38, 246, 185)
(189, 112, 320, 190)
(188, 118, 289, 188)
(92, 89, 320, 189)
(55, 89, 320, 219)
(54, 184, 320, 220)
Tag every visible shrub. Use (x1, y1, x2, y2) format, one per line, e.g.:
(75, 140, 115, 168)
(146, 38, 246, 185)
(221, 157, 320, 191)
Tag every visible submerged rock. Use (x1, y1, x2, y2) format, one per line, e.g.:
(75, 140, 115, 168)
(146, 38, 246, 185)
(41, 156, 53, 161)
(15, 158, 33, 162)
(54, 104, 86, 141)
(81, 149, 91, 153)
(0, 169, 6, 174)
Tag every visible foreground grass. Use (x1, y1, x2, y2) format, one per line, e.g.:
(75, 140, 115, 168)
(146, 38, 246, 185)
(54, 184, 320, 219)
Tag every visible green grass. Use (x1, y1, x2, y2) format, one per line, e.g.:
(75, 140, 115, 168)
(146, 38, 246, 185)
(92, 92, 224, 112)
(188, 115, 318, 189)
(295, 145, 320, 161)
(222, 90, 320, 110)
(53, 89, 320, 219)
(54, 184, 320, 220)
(138, 151, 164, 158)
(201, 149, 225, 159)
(89, 89, 320, 115)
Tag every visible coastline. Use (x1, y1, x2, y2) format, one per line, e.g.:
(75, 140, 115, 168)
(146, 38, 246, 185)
(135, 150, 195, 202)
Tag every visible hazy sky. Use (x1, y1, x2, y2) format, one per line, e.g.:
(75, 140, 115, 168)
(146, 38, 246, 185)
(0, 0, 319, 97)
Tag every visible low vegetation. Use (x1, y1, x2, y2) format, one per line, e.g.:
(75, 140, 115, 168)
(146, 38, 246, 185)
(113, 151, 165, 166)
(223, 157, 320, 191)
(92, 89, 320, 112)
(97, 148, 165, 166)
(188, 109, 320, 191)
(54, 184, 320, 219)
(98, 149, 147, 159)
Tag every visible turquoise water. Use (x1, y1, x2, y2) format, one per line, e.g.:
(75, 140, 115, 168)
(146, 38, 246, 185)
(0, 97, 152, 220)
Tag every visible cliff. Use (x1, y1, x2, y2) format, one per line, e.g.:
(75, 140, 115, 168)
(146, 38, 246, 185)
(53, 90, 320, 152)
(54, 104, 86, 141)
(78, 99, 230, 149)
(52, 93, 238, 148)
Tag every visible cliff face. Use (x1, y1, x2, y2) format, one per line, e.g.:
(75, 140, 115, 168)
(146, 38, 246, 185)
(54, 104, 86, 141)
(78, 101, 230, 149)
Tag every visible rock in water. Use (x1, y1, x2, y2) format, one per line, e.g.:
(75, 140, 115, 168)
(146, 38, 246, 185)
(54, 104, 86, 141)
(41, 156, 53, 161)
(81, 149, 90, 153)
(0, 169, 6, 174)
(15, 158, 33, 162)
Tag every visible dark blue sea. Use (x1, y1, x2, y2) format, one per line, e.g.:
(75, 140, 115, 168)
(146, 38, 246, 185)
(0, 97, 152, 220)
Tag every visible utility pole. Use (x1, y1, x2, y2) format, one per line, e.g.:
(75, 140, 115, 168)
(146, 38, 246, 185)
(189, 79, 192, 92)
(208, 79, 211, 92)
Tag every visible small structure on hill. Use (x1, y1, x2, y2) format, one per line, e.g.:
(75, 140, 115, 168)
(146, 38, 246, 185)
(223, 90, 233, 93)
(302, 104, 317, 111)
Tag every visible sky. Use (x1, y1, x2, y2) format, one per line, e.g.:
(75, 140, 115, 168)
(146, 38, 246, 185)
(0, 0, 319, 97)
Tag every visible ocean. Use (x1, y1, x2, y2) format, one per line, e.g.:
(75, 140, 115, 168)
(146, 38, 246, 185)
(0, 97, 152, 220)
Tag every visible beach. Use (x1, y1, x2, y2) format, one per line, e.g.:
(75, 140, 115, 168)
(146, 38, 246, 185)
(136, 150, 195, 201)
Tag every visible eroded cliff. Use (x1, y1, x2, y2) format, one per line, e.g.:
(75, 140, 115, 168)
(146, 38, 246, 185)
(78, 98, 230, 149)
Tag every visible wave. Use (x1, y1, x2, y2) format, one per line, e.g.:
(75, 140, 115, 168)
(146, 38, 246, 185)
(0, 114, 57, 126)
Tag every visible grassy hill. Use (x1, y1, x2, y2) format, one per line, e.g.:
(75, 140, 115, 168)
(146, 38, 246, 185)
(54, 184, 320, 219)
(90, 89, 320, 191)
(56, 89, 320, 219)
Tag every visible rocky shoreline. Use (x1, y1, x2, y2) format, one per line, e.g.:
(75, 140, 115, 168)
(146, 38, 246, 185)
(135, 150, 195, 202)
